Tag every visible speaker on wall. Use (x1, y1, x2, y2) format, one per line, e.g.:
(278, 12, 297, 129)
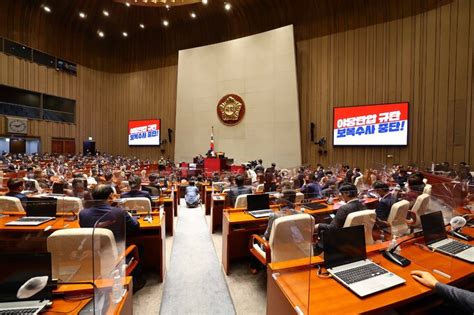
(168, 128, 173, 143)
(310, 122, 315, 142)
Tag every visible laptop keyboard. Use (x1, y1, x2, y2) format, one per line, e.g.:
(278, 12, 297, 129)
(0, 308, 39, 315)
(17, 217, 51, 222)
(334, 263, 388, 285)
(438, 241, 471, 255)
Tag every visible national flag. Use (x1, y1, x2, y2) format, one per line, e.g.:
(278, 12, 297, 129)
(210, 127, 214, 152)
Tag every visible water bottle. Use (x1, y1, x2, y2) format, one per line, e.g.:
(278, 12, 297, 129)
(380, 230, 385, 242)
(327, 195, 334, 205)
(389, 235, 397, 251)
(112, 269, 123, 303)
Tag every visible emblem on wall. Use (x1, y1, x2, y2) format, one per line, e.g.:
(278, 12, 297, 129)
(217, 94, 245, 126)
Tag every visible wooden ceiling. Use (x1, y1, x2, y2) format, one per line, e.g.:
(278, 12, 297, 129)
(0, 0, 449, 72)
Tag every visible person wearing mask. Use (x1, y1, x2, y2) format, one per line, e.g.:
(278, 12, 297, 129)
(300, 174, 322, 199)
(66, 178, 92, 200)
(246, 165, 257, 184)
(404, 173, 426, 207)
(6, 178, 27, 202)
(120, 175, 152, 203)
(411, 270, 474, 314)
(372, 181, 396, 223)
(228, 175, 252, 207)
(142, 173, 161, 196)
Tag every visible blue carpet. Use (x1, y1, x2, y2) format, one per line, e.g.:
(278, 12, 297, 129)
(160, 204, 236, 315)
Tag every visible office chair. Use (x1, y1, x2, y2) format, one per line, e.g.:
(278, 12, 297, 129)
(256, 184, 264, 193)
(423, 184, 432, 195)
(385, 200, 410, 236)
(249, 213, 314, 265)
(234, 194, 249, 208)
(343, 210, 376, 245)
(354, 176, 365, 193)
(0, 196, 25, 213)
(120, 197, 152, 213)
(56, 196, 83, 215)
(47, 228, 138, 282)
(295, 192, 304, 204)
(407, 193, 430, 227)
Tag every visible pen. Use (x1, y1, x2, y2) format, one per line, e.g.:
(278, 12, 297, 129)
(433, 269, 451, 279)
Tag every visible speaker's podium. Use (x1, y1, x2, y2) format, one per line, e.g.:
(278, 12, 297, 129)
(204, 152, 231, 172)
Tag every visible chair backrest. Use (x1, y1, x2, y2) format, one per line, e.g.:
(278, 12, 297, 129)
(387, 200, 410, 236)
(423, 184, 432, 195)
(120, 197, 151, 212)
(411, 193, 430, 227)
(234, 194, 249, 208)
(269, 214, 315, 262)
(24, 178, 43, 193)
(47, 228, 118, 281)
(295, 192, 304, 203)
(0, 196, 25, 213)
(354, 176, 364, 192)
(343, 210, 376, 245)
(256, 184, 264, 193)
(56, 196, 84, 215)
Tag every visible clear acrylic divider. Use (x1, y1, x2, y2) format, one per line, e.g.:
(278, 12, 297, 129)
(91, 200, 127, 314)
(265, 192, 312, 315)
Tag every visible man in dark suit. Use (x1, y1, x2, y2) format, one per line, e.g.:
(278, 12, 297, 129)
(227, 175, 252, 207)
(121, 175, 152, 203)
(300, 174, 322, 199)
(373, 181, 396, 221)
(142, 173, 161, 196)
(6, 178, 27, 202)
(79, 184, 140, 239)
(316, 183, 366, 234)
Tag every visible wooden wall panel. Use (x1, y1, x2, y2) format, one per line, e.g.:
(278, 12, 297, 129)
(297, 0, 473, 169)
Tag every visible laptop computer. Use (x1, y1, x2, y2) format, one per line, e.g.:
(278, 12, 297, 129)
(6, 198, 57, 226)
(301, 202, 327, 211)
(247, 194, 273, 218)
(324, 225, 406, 297)
(0, 253, 54, 314)
(420, 211, 474, 263)
(51, 183, 65, 195)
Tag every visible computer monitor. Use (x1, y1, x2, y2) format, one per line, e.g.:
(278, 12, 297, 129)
(420, 211, 446, 245)
(246, 194, 270, 211)
(25, 198, 57, 217)
(323, 225, 366, 269)
(52, 182, 65, 194)
(0, 253, 53, 303)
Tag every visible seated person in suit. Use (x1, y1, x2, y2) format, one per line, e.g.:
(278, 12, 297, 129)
(79, 184, 140, 238)
(185, 179, 200, 207)
(264, 181, 298, 240)
(372, 181, 396, 225)
(142, 173, 161, 196)
(316, 183, 366, 235)
(66, 178, 92, 200)
(6, 178, 28, 202)
(121, 175, 152, 203)
(300, 174, 322, 199)
(404, 173, 426, 207)
(227, 175, 252, 207)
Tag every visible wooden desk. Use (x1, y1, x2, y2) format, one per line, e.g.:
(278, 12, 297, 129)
(205, 187, 212, 215)
(210, 195, 225, 233)
(155, 196, 174, 235)
(44, 277, 133, 315)
(267, 228, 474, 315)
(0, 213, 166, 282)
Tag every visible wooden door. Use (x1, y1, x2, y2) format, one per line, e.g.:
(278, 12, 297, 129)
(10, 139, 26, 154)
(51, 140, 64, 154)
(64, 140, 76, 155)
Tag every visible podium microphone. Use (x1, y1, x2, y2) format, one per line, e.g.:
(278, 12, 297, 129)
(450, 216, 472, 241)
(382, 237, 412, 267)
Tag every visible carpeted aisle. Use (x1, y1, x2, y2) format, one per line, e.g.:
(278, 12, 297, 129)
(159, 203, 236, 315)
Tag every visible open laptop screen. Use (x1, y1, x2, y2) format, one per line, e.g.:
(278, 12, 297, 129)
(323, 225, 366, 269)
(52, 182, 65, 194)
(247, 194, 270, 211)
(420, 211, 447, 245)
(0, 253, 53, 302)
(25, 197, 57, 217)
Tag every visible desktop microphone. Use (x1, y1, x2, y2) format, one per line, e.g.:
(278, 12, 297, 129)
(449, 216, 472, 241)
(17, 276, 49, 299)
(382, 237, 412, 267)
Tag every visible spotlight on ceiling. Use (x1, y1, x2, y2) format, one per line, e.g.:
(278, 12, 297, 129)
(125, 2, 130, 7)
(224, 2, 231, 10)
(139, 23, 145, 29)
(122, 32, 128, 37)
(103, 10, 109, 17)
(163, 20, 169, 27)
(190, 12, 197, 19)
(165, 4, 170, 10)
(79, 12, 87, 19)
(97, 30, 105, 38)
(43, 5, 51, 13)
(202, 0, 208, 4)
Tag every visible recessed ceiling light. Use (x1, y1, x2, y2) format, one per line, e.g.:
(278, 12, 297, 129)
(190, 12, 197, 19)
(79, 12, 86, 19)
(43, 6, 51, 13)
(163, 20, 169, 27)
(125, 2, 130, 7)
(202, 0, 208, 4)
(102, 10, 109, 17)
(224, 2, 231, 10)
(122, 32, 128, 37)
(139, 23, 145, 29)
(97, 30, 105, 38)
(165, 4, 170, 10)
